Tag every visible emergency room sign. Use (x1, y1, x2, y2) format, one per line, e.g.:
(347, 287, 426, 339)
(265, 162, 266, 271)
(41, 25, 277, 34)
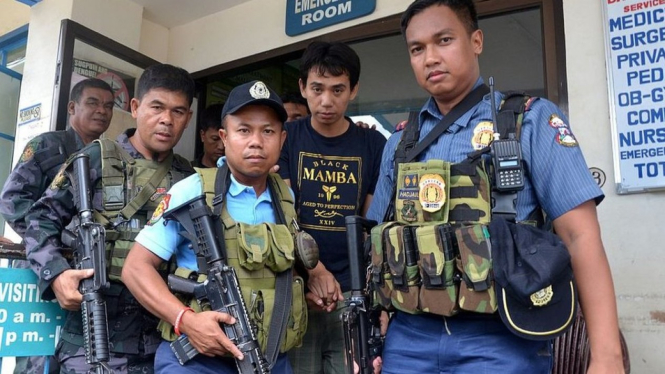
(285, 0, 376, 36)
(603, 0, 665, 193)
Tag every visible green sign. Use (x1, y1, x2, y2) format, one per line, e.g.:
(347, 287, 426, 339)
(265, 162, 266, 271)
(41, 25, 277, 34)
(0, 268, 66, 357)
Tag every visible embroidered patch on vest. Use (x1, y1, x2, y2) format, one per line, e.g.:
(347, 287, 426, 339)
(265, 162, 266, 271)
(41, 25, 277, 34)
(400, 200, 418, 222)
(418, 174, 446, 213)
(147, 194, 171, 226)
(472, 121, 495, 150)
(548, 114, 578, 147)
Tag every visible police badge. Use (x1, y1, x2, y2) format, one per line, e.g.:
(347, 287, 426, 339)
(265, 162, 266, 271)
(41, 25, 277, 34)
(418, 173, 446, 213)
(249, 81, 271, 99)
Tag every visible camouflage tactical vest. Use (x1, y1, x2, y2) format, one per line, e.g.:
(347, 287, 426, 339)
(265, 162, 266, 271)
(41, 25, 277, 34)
(92, 138, 192, 282)
(372, 93, 532, 317)
(158, 167, 307, 354)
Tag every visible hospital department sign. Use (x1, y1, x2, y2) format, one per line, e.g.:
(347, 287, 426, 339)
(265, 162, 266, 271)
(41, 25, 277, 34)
(286, 0, 376, 36)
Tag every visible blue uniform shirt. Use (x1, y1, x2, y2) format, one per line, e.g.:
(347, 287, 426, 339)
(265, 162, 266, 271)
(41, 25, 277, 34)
(135, 158, 283, 270)
(367, 78, 604, 224)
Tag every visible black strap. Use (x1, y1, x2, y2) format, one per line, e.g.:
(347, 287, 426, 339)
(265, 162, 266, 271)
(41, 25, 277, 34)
(393, 111, 420, 174)
(495, 92, 527, 139)
(405, 85, 490, 163)
(265, 175, 293, 369)
(212, 164, 231, 215)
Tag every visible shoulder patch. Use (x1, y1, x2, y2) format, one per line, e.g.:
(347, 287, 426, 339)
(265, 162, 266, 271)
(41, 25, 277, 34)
(19, 138, 39, 163)
(147, 194, 171, 226)
(548, 114, 578, 147)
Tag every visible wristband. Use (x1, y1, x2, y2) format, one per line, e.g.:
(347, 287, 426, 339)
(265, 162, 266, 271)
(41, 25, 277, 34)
(174, 307, 194, 336)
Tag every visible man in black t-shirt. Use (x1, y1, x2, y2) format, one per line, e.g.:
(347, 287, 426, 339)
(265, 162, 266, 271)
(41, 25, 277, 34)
(278, 41, 386, 374)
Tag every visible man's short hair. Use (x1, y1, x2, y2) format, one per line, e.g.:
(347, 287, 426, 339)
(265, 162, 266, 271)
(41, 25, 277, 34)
(199, 103, 224, 132)
(299, 41, 361, 89)
(136, 64, 196, 106)
(280, 92, 309, 112)
(401, 0, 479, 36)
(70, 78, 114, 103)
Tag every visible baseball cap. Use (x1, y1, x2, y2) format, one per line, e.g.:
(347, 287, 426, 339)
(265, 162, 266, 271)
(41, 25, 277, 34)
(221, 80, 288, 123)
(489, 217, 578, 341)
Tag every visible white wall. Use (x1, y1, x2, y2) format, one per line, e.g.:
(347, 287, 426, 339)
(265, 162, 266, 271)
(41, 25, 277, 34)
(167, 0, 407, 73)
(139, 18, 169, 62)
(563, 0, 665, 372)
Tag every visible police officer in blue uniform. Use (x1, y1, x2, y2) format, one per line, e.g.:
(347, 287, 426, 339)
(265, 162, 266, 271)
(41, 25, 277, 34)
(366, 1, 625, 373)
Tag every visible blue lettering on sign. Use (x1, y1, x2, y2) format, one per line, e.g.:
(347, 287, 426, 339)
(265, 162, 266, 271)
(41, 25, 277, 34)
(286, 0, 376, 36)
(608, 8, 665, 32)
(634, 161, 665, 178)
(627, 107, 665, 125)
(0, 269, 66, 357)
(620, 128, 665, 147)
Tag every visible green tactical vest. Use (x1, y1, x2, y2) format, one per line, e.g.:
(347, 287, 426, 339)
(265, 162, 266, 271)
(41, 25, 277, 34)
(371, 94, 532, 317)
(157, 167, 307, 354)
(92, 138, 192, 282)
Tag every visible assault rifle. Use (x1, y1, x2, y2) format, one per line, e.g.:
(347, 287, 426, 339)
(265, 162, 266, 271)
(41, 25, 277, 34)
(164, 195, 269, 374)
(342, 216, 383, 374)
(61, 153, 112, 374)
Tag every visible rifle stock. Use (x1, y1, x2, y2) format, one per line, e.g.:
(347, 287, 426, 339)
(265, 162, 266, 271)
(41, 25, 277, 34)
(164, 195, 269, 374)
(343, 216, 383, 374)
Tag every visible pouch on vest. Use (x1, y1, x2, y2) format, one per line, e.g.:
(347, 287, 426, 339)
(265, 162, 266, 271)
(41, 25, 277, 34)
(385, 224, 420, 313)
(415, 224, 459, 317)
(370, 222, 398, 310)
(395, 160, 451, 224)
(244, 275, 307, 353)
(265, 223, 295, 272)
(455, 224, 497, 313)
(237, 222, 295, 273)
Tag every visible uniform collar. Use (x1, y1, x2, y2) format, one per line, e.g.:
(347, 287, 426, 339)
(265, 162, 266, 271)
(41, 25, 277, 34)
(217, 157, 273, 201)
(419, 77, 486, 132)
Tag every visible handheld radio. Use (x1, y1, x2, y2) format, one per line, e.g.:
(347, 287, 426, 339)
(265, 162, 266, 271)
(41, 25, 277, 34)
(489, 77, 525, 192)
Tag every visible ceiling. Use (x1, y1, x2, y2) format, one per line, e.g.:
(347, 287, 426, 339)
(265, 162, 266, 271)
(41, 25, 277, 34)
(130, 0, 252, 28)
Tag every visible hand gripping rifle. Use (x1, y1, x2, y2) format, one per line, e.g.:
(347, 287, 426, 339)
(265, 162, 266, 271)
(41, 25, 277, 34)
(61, 153, 112, 374)
(342, 216, 383, 374)
(164, 195, 269, 374)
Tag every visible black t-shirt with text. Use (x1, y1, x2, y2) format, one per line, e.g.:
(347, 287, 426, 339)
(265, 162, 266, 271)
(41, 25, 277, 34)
(278, 117, 386, 291)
